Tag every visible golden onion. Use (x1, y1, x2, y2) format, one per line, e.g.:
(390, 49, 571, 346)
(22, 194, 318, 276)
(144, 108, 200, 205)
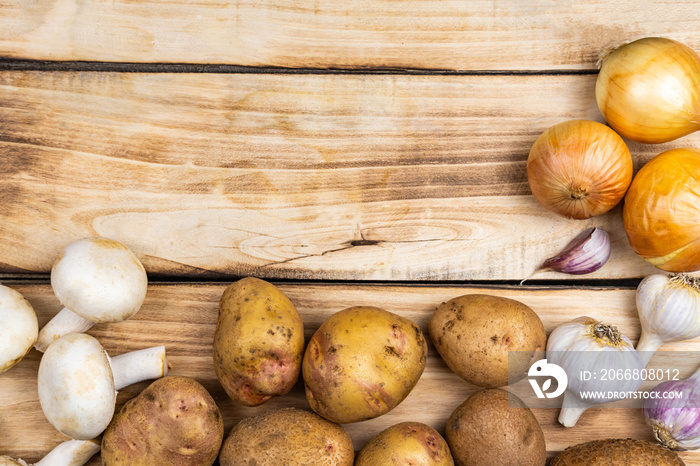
(527, 119, 633, 220)
(596, 37, 700, 144)
(623, 148, 700, 272)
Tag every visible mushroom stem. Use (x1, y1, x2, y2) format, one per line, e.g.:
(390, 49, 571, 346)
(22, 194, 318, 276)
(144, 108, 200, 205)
(34, 439, 101, 466)
(110, 346, 169, 391)
(35, 308, 95, 353)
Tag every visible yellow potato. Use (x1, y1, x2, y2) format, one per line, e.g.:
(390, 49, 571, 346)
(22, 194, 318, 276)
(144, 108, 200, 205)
(356, 422, 454, 466)
(101, 376, 224, 466)
(213, 277, 304, 406)
(303, 306, 427, 423)
(429, 294, 546, 388)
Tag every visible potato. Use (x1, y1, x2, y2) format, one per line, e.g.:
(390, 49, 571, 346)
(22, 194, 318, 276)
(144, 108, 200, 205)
(219, 408, 354, 466)
(445, 388, 545, 466)
(303, 306, 427, 423)
(213, 277, 304, 406)
(101, 376, 223, 466)
(550, 438, 685, 465)
(356, 422, 454, 466)
(429, 294, 545, 388)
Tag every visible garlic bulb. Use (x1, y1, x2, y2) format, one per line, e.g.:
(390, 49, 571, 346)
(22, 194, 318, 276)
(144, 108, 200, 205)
(644, 365, 700, 450)
(636, 273, 700, 367)
(547, 317, 644, 427)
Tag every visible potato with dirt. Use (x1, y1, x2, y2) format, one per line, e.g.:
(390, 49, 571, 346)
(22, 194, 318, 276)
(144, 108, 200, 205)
(101, 376, 224, 466)
(356, 421, 454, 466)
(218, 408, 354, 466)
(550, 438, 685, 465)
(445, 388, 546, 466)
(213, 277, 304, 406)
(303, 306, 427, 423)
(429, 294, 546, 388)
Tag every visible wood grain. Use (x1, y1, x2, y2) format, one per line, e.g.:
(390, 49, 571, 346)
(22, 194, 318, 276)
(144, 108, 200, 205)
(1, 1, 700, 70)
(2, 71, 699, 280)
(1, 282, 698, 464)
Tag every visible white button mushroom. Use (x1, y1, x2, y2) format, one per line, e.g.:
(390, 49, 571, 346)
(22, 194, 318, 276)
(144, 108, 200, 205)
(38, 333, 168, 440)
(1, 439, 100, 466)
(35, 237, 148, 352)
(0, 285, 38, 374)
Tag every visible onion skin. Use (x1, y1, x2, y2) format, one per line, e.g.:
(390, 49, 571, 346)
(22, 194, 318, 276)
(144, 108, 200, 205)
(623, 148, 700, 272)
(527, 119, 633, 219)
(597, 37, 700, 144)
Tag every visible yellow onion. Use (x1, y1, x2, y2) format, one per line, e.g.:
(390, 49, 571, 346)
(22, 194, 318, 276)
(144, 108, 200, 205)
(596, 37, 700, 144)
(623, 148, 700, 272)
(527, 119, 633, 219)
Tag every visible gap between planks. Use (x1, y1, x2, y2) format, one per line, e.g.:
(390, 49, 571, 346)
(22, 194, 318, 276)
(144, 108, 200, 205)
(0, 59, 599, 76)
(0, 274, 642, 290)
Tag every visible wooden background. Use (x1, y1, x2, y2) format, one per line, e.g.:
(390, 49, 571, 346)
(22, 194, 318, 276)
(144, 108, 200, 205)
(2, 1, 700, 464)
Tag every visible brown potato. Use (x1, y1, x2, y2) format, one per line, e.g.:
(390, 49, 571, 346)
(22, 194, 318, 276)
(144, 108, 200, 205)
(550, 438, 685, 465)
(356, 422, 454, 466)
(445, 389, 546, 466)
(213, 277, 304, 406)
(429, 294, 546, 388)
(101, 376, 224, 466)
(219, 408, 354, 466)
(303, 306, 427, 423)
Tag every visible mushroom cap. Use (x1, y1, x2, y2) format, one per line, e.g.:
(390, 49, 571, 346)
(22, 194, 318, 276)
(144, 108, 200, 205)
(51, 237, 147, 323)
(0, 285, 38, 374)
(38, 333, 116, 440)
(0, 456, 27, 466)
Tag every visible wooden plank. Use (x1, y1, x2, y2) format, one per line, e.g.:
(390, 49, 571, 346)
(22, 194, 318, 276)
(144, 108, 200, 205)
(0, 282, 698, 464)
(2, 71, 698, 280)
(1, 1, 700, 70)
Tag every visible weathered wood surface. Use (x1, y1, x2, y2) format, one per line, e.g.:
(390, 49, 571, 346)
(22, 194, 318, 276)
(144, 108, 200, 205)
(3, 71, 699, 280)
(1, 282, 698, 464)
(1, 1, 700, 70)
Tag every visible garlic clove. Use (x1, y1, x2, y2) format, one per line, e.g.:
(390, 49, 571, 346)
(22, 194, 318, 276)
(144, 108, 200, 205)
(522, 228, 611, 283)
(542, 227, 611, 274)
